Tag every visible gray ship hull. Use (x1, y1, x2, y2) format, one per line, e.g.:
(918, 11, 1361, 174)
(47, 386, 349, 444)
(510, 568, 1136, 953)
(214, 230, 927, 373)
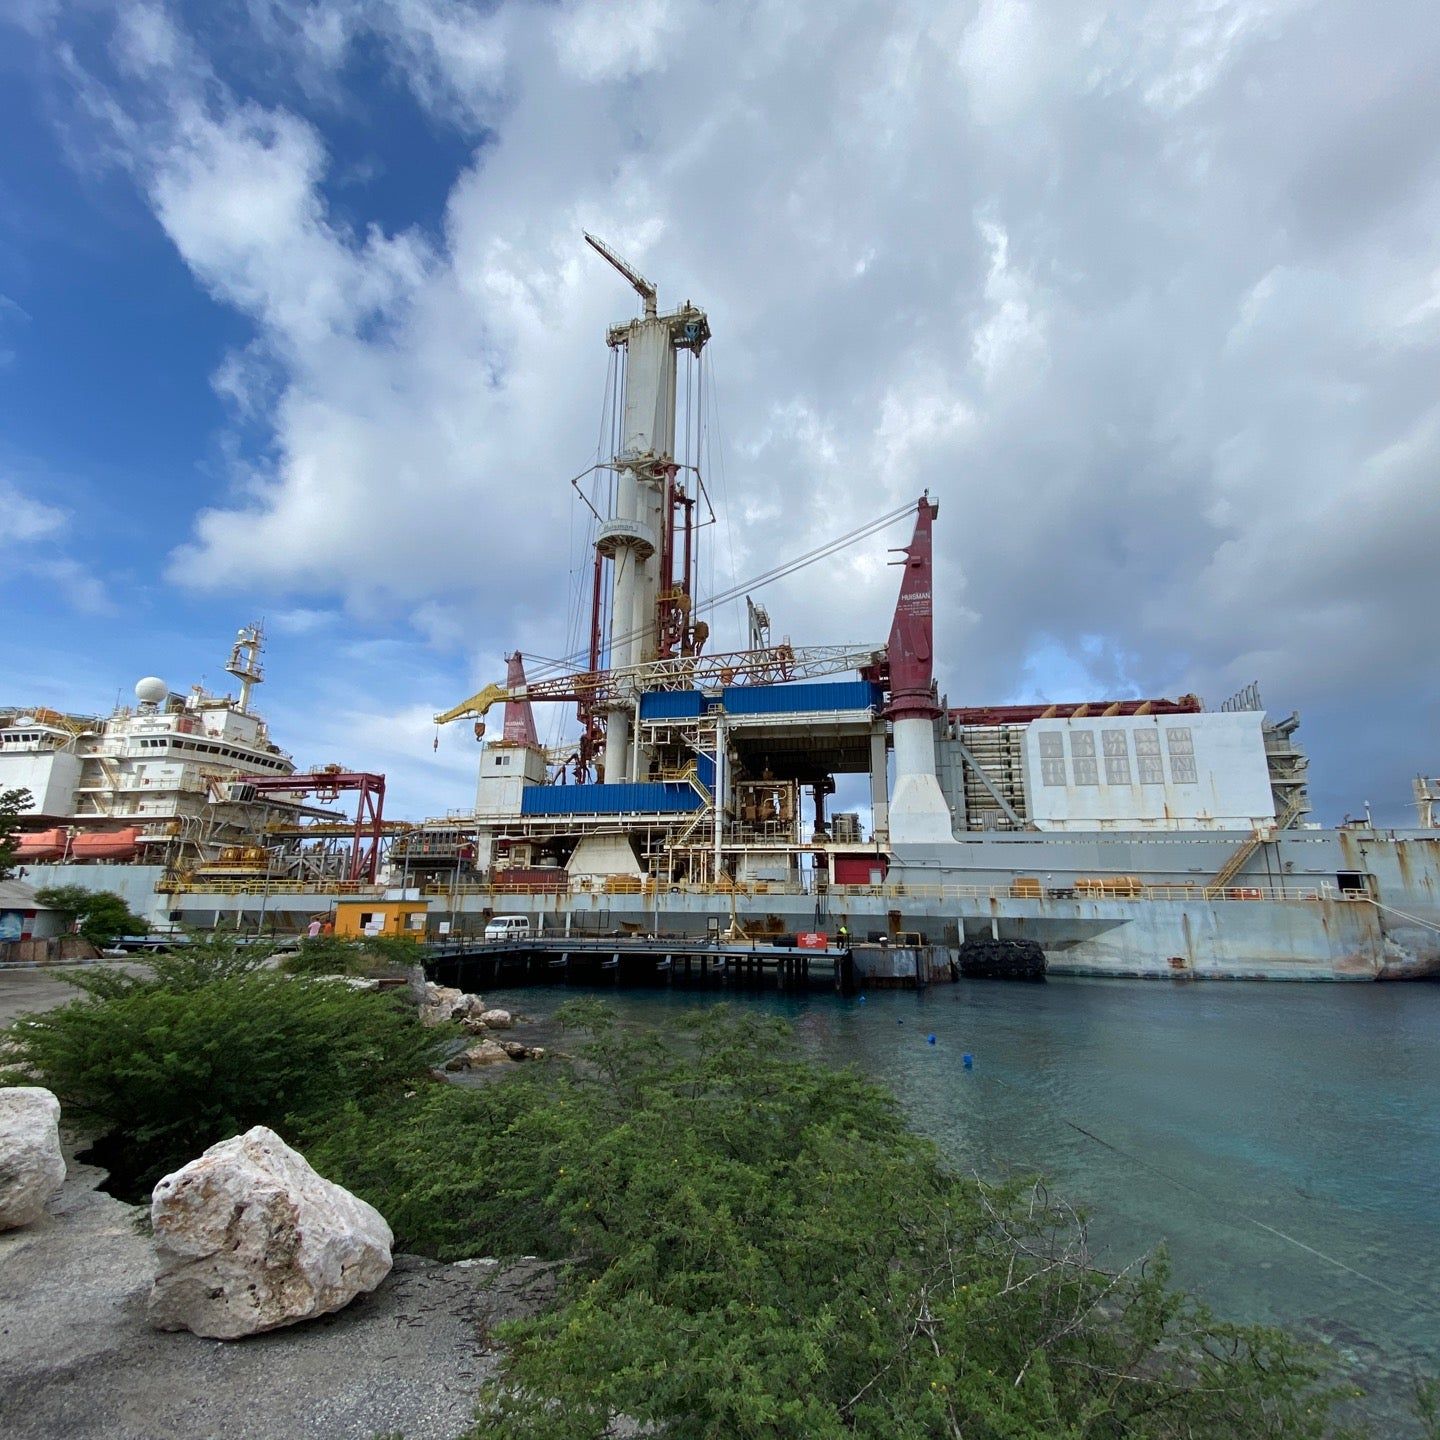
(20, 828, 1440, 982)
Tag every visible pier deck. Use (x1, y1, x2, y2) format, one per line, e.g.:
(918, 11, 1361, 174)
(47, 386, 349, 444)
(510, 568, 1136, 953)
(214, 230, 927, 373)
(424, 935, 864, 993)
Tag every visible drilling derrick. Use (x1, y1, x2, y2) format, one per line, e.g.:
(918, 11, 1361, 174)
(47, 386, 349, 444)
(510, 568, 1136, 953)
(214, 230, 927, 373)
(584, 233, 710, 781)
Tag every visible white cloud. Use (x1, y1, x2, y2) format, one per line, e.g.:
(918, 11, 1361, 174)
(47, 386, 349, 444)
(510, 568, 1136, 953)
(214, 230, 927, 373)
(550, 0, 686, 83)
(18, 0, 1440, 820)
(27, 557, 116, 616)
(1, 478, 67, 543)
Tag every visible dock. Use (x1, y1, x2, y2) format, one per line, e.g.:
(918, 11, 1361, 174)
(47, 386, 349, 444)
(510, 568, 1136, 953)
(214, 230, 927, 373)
(423, 935, 955, 994)
(424, 935, 863, 994)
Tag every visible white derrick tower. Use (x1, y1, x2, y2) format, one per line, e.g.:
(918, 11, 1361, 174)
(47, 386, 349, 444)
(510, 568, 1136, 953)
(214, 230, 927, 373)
(585, 233, 710, 782)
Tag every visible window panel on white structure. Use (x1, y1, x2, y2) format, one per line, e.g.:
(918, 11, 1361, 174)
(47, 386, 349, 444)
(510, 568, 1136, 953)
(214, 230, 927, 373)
(1166, 727, 1197, 784)
(1039, 731, 1066, 787)
(1134, 728, 1163, 784)
(1070, 731, 1098, 785)
(1103, 729, 1131, 785)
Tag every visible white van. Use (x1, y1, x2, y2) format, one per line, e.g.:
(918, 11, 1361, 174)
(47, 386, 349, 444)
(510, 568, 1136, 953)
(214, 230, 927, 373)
(484, 915, 532, 941)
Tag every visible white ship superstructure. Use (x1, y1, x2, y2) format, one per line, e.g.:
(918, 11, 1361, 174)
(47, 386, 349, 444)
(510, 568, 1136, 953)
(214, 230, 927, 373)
(2, 625, 303, 867)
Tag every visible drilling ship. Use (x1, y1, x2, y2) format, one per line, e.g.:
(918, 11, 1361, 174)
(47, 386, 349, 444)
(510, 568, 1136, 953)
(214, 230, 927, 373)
(400, 237, 1440, 981)
(9, 240, 1439, 980)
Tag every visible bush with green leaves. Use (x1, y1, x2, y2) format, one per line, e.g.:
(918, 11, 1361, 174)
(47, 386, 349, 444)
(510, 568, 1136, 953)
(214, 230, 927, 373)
(32, 883, 145, 946)
(311, 1002, 1370, 1440)
(279, 932, 424, 977)
(1, 933, 451, 1193)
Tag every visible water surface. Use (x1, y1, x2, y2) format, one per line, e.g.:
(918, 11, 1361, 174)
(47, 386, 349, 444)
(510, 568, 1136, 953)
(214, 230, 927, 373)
(487, 976, 1440, 1422)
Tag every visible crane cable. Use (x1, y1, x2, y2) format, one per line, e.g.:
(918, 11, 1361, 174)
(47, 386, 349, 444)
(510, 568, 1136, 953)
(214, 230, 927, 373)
(519, 498, 915, 684)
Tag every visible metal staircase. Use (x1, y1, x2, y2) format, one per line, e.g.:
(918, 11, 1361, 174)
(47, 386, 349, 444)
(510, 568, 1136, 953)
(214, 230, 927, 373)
(1208, 795, 1307, 891)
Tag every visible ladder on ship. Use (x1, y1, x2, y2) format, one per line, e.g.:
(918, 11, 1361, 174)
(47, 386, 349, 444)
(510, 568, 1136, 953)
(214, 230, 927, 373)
(1208, 795, 1307, 891)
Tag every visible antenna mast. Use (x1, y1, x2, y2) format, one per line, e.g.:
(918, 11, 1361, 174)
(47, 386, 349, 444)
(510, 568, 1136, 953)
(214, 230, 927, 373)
(226, 622, 265, 713)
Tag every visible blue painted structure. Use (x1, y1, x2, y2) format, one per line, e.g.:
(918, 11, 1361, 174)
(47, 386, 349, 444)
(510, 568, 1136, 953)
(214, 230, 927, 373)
(638, 680, 882, 723)
(520, 782, 702, 816)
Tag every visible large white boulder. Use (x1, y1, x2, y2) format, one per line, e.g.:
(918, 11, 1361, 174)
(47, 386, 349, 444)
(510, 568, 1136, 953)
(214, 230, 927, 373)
(0, 1086, 66, 1230)
(148, 1126, 393, 1339)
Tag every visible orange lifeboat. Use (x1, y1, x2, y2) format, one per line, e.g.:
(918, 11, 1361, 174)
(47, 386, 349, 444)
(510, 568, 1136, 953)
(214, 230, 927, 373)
(16, 828, 68, 861)
(69, 827, 142, 861)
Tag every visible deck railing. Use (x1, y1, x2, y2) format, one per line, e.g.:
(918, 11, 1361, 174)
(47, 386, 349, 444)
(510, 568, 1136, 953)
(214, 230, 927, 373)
(156, 876, 1346, 904)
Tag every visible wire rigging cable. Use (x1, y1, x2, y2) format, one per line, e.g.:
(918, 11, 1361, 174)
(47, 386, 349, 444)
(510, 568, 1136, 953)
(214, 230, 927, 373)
(520, 498, 913, 683)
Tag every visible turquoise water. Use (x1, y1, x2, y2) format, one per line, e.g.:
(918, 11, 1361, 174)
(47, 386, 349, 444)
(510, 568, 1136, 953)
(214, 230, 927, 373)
(487, 977, 1440, 1419)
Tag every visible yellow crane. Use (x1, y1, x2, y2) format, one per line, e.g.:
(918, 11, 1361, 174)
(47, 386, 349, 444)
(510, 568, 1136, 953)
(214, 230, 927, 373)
(432, 683, 511, 730)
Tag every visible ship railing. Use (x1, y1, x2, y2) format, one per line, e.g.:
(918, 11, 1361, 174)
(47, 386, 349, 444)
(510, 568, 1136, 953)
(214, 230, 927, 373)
(156, 877, 386, 896)
(407, 880, 1336, 903)
(154, 877, 1342, 903)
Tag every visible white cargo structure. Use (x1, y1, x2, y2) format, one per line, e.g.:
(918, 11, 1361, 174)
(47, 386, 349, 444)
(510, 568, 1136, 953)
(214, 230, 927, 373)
(0, 728, 82, 813)
(475, 744, 548, 818)
(1021, 712, 1276, 832)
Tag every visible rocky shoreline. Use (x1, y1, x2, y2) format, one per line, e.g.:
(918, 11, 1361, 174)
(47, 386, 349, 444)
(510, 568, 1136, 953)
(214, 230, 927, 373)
(0, 964, 560, 1439)
(0, 1151, 556, 1440)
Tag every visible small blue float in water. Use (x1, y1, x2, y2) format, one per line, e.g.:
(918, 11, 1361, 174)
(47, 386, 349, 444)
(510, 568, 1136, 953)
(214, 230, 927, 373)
(927, 1034, 937, 1045)
(962, 1053, 974, 1069)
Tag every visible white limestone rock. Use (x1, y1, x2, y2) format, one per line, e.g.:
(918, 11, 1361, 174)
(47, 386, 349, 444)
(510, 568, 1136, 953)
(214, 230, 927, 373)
(444, 1040, 510, 1070)
(479, 1008, 514, 1030)
(148, 1126, 393, 1339)
(0, 1087, 66, 1231)
(419, 983, 486, 1027)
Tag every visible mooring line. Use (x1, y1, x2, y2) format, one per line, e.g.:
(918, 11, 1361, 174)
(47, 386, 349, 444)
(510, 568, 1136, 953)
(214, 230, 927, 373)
(1056, 1116, 1413, 1304)
(982, 1073, 1421, 1307)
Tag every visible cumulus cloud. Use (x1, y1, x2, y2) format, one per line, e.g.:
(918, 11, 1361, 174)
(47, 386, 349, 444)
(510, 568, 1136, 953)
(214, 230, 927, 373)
(19, 0, 1440, 819)
(1, 477, 67, 543)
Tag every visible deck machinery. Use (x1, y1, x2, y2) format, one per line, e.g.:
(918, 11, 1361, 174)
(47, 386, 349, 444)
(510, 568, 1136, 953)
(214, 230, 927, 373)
(429, 235, 956, 894)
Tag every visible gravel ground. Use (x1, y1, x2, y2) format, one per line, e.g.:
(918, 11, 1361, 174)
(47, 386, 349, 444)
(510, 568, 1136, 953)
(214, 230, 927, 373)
(0, 1162, 557, 1440)
(0, 966, 560, 1440)
(0, 964, 136, 1028)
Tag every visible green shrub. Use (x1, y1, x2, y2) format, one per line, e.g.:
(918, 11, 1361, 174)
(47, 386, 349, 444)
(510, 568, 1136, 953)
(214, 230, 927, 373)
(1, 938, 451, 1192)
(310, 1002, 1366, 1439)
(307, 1078, 575, 1261)
(280, 933, 423, 977)
(33, 884, 145, 946)
(0, 785, 32, 879)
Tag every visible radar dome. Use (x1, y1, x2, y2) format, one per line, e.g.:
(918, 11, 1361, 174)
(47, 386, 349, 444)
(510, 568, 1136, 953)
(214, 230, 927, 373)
(135, 677, 169, 704)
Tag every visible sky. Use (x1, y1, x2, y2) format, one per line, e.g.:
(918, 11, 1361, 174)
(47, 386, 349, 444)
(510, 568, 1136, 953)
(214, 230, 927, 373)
(1, 0, 1437, 825)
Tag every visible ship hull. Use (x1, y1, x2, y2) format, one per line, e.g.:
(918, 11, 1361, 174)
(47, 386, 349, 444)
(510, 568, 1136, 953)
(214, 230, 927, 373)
(21, 827, 1440, 983)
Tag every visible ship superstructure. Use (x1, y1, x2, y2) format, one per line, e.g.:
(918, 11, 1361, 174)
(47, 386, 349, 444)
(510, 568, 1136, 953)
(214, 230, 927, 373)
(3, 626, 394, 889)
(397, 238, 1439, 980)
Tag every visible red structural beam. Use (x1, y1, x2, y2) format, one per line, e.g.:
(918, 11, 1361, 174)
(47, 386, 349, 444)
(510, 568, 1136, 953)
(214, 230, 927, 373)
(243, 771, 387, 883)
(948, 696, 1202, 727)
(884, 494, 941, 721)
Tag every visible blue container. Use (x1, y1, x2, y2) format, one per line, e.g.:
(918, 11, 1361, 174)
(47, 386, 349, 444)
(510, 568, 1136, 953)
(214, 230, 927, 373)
(695, 754, 716, 790)
(720, 680, 882, 716)
(638, 689, 704, 721)
(520, 782, 701, 816)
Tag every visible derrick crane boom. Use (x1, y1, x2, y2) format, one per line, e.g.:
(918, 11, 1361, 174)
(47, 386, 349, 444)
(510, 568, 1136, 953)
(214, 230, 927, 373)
(583, 231, 658, 317)
(432, 683, 510, 727)
(434, 644, 887, 732)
